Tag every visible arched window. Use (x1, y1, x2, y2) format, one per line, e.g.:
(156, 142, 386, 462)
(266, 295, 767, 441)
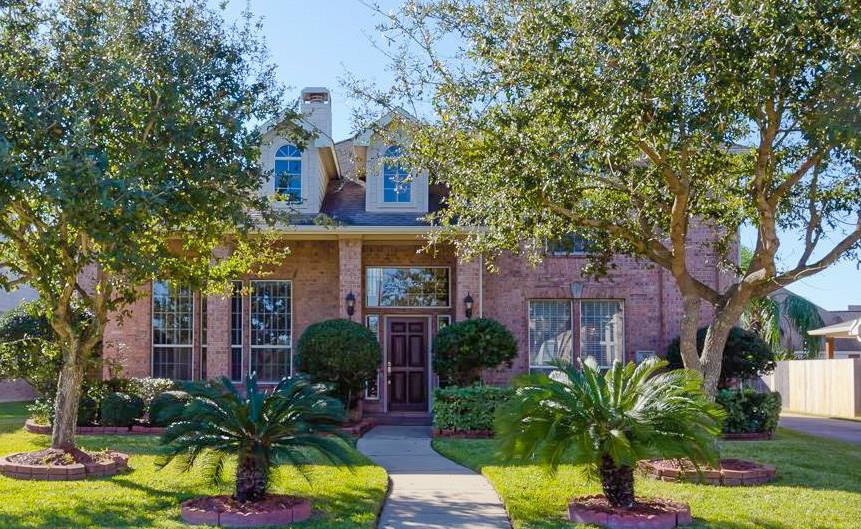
(382, 145, 412, 203)
(274, 144, 302, 201)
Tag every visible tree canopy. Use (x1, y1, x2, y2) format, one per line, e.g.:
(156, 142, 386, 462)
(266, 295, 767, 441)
(351, 0, 861, 396)
(0, 0, 300, 448)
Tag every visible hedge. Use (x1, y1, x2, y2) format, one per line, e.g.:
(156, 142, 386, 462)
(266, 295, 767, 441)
(716, 388, 782, 434)
(100, 392, 145, 427)
(432, 385, 514, 432)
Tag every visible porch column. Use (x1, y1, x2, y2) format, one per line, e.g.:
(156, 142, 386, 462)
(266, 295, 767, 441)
(455, 257, 483, 322)
(339, 237, 363, 322)
(206, 244, 232, 379)
(826, 337, 835, 359)
(206, 293, 231, 379)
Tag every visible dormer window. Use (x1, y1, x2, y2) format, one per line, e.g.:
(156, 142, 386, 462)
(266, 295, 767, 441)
(274, 144, 302, 201)
(382, 145, 412, 203)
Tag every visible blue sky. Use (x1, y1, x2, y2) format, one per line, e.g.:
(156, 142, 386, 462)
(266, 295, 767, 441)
(221, 0, 859, 311)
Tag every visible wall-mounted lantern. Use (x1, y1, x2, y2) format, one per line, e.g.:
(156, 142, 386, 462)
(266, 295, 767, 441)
(346, 291, 356, 319)
(464, 292, 474, 319)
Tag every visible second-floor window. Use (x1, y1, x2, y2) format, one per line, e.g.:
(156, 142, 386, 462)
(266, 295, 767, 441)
(382, 145, 412, 203)
(274, 144, 302, 201)
(547, 233, 591, 255)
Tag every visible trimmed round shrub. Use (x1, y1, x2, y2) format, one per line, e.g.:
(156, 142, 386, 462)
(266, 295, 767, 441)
(432, 318, 517, 387)
(432, 385, 514, 432)
(666, 326, 776, 387)
(716, 388, 782, 434)
(100, 392, 144, 427)
(295, 319, 381, 409)
(76, 395, 99, 426)
(149, 390, 190, 426)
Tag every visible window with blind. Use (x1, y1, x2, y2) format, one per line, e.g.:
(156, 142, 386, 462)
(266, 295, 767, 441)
(152, 281, 194, 380)
(230, 281, 243, 382)
(528, 300, 574, 371)
(249, 280, 291, 382)
(580, 300, 624, 368)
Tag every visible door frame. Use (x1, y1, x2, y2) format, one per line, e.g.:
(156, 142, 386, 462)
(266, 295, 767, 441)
(382, 314, 433, 413)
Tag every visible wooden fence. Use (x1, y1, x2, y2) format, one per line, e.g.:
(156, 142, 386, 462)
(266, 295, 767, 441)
(763, 358, 861, 418)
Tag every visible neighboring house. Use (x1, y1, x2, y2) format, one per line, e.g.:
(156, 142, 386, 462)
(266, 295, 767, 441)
(770, 288, 861, 359)
(0, 278, 39, 402)
(101, 87, 732, 421)
(0, 278, 37, 316)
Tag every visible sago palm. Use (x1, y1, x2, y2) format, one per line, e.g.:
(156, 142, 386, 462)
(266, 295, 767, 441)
(496, 356, 724, 508)
(158, 374, 354, 502)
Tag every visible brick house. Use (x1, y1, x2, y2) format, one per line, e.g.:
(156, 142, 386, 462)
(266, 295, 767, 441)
(102, 87, 730, 421)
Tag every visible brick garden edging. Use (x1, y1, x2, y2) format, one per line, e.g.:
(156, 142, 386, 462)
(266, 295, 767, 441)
(568, 495, 692, 529)
(181, 496, 312, 527)
(432, 428, 494, 438)
(25, 419, 165, 436)
(639, 459, 777, 486)
(722, 432, 773, 441)
(0, 451, 129, 481)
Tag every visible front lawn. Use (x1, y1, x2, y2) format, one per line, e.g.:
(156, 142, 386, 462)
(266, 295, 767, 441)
(0, 402, 387, 529)
(434, 429, 861, 529)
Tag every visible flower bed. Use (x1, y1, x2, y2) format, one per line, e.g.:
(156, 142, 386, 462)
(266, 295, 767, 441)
(181, 495, 311, 527)
(0, 448, 129, 480)
(639, 458, 776, 486)
(568, 495, 692, 528)
(25, 419, 165, 436)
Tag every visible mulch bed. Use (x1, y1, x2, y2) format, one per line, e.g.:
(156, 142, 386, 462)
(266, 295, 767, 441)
(0, 448, 129, 481)
(340, 418, 377, 437)
(640, 458, 777, 486)
(568, 495, 692, 528)
(432, 428, 494, 438)
(181, 494, 312, 527)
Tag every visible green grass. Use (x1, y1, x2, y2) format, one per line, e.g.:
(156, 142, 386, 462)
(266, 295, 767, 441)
(0, 402, 388, 529)
(0, 401, 32, 428)
(433, 430, 861, 529)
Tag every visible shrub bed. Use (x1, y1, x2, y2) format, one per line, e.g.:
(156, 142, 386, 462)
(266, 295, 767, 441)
(716, 389, 781, 436)
(432, 385, 513, 434)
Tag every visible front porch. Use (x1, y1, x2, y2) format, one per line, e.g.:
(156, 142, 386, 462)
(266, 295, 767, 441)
(102, 234, 483, 422)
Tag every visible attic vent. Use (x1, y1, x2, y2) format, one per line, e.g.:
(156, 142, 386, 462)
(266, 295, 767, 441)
(303, 92, 329, 104)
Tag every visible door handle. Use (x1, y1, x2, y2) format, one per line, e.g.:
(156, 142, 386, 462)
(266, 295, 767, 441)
(386, 362, 392, 375)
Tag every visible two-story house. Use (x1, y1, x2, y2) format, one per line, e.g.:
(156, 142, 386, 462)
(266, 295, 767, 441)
(101, 87, 729, 422)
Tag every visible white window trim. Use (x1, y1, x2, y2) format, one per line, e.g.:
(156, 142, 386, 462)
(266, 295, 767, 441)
(364, 266, 452, 309)
(248, 279, 293, 382)
(379, 147, 417, 208)
(528, 299, 574, 372)
(545, 235, 591, 257)
(273, 144, 304, 204)
(437, 314, 452, 329)
(150, 280, 195, 381)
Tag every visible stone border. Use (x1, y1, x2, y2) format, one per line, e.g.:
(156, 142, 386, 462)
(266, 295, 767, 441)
(0, 451, 129, 481)
(432, 428, 494, 438)
(639, 459, 776, 486)
(568, 496, 691, 529)
(25, 420, 165, 436)
(722, 431, 773, 441)
(181, 497, 312, 527)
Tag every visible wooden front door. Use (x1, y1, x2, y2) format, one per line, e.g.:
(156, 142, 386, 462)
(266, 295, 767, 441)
(387, 318, 428, 411)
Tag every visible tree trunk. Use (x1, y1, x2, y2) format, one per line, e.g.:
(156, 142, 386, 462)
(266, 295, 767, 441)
(599, 455, 635, 508)
(51, 355, 85, 449)
(679, 294, 704, 376)
(700, 305, 745, 400)
(235, 450, 268, 503)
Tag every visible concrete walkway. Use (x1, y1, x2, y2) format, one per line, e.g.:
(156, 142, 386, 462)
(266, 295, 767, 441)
(357, 426, 511, 529)
(779, 414, 861, 445)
